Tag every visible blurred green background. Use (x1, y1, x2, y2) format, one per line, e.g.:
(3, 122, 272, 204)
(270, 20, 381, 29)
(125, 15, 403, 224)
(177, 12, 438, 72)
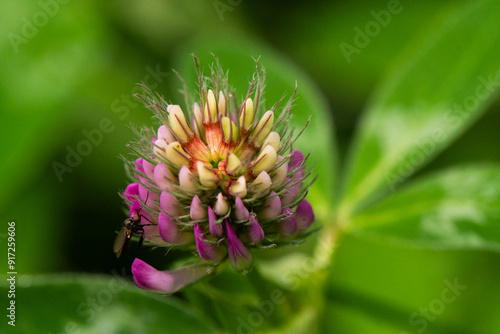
(1, 0, 500, 333)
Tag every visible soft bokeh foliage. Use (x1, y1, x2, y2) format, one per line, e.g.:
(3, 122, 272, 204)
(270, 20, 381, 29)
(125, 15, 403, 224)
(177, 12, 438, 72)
(1, 0, 500, 333)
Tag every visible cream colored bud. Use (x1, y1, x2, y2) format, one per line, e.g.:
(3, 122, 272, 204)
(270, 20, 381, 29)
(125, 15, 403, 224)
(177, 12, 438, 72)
(226, 153, 244, 176)
(168, 105, 193, 142)
(153, 138, 169, 158)
(218, 91, 227, 116)
(165, 141, 191, 168)
(271, 156, 288, 189)
(197, 161, 219, 188)
(204, 89, 218, 122)
(157, 125, 175, 143)
(178, 165, 198, 192)
(262, 131, 280, 152)
(229, 176, 247, 198)
(250, 145, 277, 175)
(249, 171, 272, 196)
(251, 110, 274, 145)
(214, 192, 229, 216)
(239, 98, 254, 131)
(221, 117, 238, 143)
(193, 102, 204, 135)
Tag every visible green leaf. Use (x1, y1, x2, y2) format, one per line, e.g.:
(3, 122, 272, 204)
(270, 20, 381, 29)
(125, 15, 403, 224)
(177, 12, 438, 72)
(1, 274, 217, 334)
(350, 164, 500, 251)
(169, 35, 338, 223)
(339, 0, 500, 220)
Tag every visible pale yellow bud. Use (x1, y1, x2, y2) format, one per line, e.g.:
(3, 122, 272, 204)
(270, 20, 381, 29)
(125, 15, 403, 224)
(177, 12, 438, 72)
(196, 161, 220, 188)
(168, 105, 193, 142)
(250, 145, 277, 175)
(226, 153, 244, 176)
(251, 110, 274, 145)
(165, 141, 191, 168)
(229, 176, 247, 198)
(204, 89, 218, 122)
(262, 131, 280, 153)
(221, 117, 238, 143)
(214, 192, 229, 215)
(218, 91, 227, 116)
(249, 171, 272, 196)
(239, 98, 254, 131)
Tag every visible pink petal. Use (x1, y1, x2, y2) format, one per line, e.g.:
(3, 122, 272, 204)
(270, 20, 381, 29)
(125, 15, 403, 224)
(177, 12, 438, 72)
(190, 195, 207, 220)
(124, 183, 139, 203)
(257, 192, 281, 220)
(248, 216, 264, 243)
(279, 208, 297, 236)
(132, 258, 209, 293)
(234, 196, 250, 221)
(154, 162, 175, 191)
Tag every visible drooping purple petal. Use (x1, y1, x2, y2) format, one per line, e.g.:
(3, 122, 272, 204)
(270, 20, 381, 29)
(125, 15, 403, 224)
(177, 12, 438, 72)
(225, 220, 252, 271)
(132, 258, 209, 293)
(154, 162, 175, 191)
(123, 183, 139, 203)
(257, 192, 281, 220)
(279, 208, 297, 236)
(295, 200, 315, 232)
(248, 216, 264, 243)
(234, 196, 250, 221)
(194, 223, 225, 262)
(190, 195, 207, 220)
(208, 207, 223, 238)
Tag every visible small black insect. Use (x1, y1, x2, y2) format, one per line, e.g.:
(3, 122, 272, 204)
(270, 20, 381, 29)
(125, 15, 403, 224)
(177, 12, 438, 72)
(113, 211, 152, 258)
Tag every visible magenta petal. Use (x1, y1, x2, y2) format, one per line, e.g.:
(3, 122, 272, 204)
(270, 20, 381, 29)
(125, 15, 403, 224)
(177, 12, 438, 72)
(194, 223, 225, 262)
(281, 170, 303, 207)
(154, 162, 174, 191)
(124, 183, 139, 203)
(295, 200, 315, 231)
(190, 195, 207, 220)
(279, 208, 297, 236)
(225, 220, 252, 271)
(135, 158, 145, 173)
(257, 192, 281, 220)
(143, 159, 156, 180)
(158, 212, 180, 243)
(248, 216, 264, 243)
(208, 207, 223, 238)
(132, 258, 209, 293)
(234, 196, 250, 221)
(288, 149, 304, 172)
(160, 190, 180, 216)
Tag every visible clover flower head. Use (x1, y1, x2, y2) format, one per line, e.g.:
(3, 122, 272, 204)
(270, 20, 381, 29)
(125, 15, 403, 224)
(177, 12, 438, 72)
(118, 56, 316, 293)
